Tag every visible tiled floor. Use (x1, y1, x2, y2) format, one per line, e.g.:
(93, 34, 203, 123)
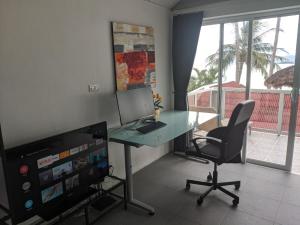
(247, 131, 300, 174)
(63, 153, 300, 225)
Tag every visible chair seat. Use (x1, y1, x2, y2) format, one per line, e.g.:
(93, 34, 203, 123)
(187, 141, 222, 162)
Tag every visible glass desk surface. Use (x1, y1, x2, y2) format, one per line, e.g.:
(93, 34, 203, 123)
(108, 110, 218, 148)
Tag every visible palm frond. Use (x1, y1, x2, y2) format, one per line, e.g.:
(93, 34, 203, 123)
(253, 28, 284, 40)
(206, 44, 236, 69)
(252, 51, 270, 78)
(253, 43, 274, 53)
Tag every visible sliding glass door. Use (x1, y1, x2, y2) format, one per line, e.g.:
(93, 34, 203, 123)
(189, 12, 300, 172)
(246, 15, 300, 171)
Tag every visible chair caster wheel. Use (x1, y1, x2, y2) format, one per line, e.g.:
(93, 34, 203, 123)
(149, 212, 155, 216)
(234, 184, 240, 190)
(207, 174, 212, 181)
(232, 198, 239, 206)
(185, 183, 190, 191)
(197, 197, 203, 205)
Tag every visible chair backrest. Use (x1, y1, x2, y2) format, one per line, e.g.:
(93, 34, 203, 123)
(223, 100, 255, 162)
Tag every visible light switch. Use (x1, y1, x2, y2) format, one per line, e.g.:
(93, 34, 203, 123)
(89, 84, 100, 93)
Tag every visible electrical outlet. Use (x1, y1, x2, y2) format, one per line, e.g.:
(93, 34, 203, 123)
(89, 84, 99, 93)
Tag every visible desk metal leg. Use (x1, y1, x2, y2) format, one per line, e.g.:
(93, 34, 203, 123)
(84, 207, 89, 225)
(124, 144, 155, 215)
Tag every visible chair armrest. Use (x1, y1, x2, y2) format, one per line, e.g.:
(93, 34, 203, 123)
(191, 136, 227, 160)
(192, 136, 223, 144)
(191, 136, 224, 155)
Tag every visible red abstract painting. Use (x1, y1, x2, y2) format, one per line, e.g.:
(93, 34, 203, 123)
(112, 22, 156, 91)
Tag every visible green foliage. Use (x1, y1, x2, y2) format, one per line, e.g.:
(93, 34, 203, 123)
(188, 67, 218, 92)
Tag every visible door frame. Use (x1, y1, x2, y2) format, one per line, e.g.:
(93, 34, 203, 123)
(245, 15, 300, 171)
(213, 13, 300, 170)
(285, 15, 300, 171)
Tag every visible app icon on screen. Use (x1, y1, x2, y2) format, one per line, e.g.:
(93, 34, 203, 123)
(73, 156, 89, 171)
(41, 182, 63, 203)
(65, 174, 79, 191)
(39, 169, 53, 186)
(52, 161, 73, 180)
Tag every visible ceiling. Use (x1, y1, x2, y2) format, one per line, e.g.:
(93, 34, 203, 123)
(144, 0, 231, 9)
(173, 0, 230, 10)
(144, 0, 181, 8)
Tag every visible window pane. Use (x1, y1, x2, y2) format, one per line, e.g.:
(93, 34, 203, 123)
(188, 24, 220, 112)
(221, 22, 248, 126)
(247, 15, 299, 167)
(187, 24, 220, 135)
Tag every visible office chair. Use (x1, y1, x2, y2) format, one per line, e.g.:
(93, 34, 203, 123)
(185, 100, 255, 206)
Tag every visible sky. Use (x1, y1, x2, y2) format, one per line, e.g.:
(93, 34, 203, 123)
(192, 15, 299, 90)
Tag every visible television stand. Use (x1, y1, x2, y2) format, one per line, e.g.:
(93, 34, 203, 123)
(91, 195, 116, 212)
(0, 176, 126, 225)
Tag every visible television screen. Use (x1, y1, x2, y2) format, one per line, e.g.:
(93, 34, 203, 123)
(0, 121, 109, 224)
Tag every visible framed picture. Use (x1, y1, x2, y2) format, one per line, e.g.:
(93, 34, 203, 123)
(112, 22, 156, 91)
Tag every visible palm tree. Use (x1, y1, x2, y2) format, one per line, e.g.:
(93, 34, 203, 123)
(268, 17, 281, 78)
(206, 21, 286, 83)
(188, 67, 218, 92)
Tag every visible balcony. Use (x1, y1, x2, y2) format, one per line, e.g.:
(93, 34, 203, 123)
(188, 87, 300, 174)
(247, 131, 300, 174)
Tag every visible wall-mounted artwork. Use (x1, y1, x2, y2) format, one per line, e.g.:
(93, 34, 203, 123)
(112, 22, 156, 91)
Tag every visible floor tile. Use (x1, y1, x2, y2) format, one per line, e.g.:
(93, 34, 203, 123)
(93, 206, 158, 225)
(242, 178, 285, 201)
(234, 192, 280, 221)
(221, 210, 274, 225)
(282, 186, 300, 207)
(275, 202, 300, 225)
(177, 196, 230, 225)
(167, 215, 202, 225)
(284, 173, 300, 188)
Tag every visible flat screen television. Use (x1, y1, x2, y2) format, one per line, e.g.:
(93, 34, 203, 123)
(0, 122, 109, 224)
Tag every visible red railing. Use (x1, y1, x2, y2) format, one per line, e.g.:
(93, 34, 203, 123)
(188, 88, 300, 134)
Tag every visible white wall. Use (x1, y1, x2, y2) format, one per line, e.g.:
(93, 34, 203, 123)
(174, 0, 300, 18)
(0, 0, 172, 177)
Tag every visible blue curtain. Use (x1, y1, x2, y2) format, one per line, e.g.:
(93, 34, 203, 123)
(172, 12, 203, 152)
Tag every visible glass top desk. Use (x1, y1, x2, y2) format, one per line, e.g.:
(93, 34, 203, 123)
(108, 110, 218, 215)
